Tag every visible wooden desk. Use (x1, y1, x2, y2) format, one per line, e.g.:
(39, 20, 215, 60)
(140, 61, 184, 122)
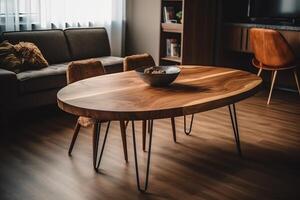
(57, 66, 262, 192)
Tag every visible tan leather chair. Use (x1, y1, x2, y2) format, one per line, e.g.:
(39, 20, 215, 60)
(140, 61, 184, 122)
(123, 53, 156, 72)
(123, 54, 177, 148)
(250, 28, 300, 105)
(66, 59, 128, 166)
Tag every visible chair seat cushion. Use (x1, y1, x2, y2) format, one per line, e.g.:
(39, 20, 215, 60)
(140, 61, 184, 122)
(252, 58, 297, 71)
(17, 63, 68, 94)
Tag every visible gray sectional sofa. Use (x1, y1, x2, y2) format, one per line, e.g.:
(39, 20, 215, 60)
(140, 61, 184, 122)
(0, 28, 123, 112)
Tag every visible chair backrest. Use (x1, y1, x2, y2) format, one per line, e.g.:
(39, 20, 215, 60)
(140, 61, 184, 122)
(249, 28, 296, 68)
(66, 59, 105, 84)
(123, 53, 155, 72)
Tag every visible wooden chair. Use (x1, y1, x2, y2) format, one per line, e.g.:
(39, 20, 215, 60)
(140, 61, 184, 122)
(66, 59, 128, 168)
(250, 28, 300, 105)
(123, 53, 178, 149)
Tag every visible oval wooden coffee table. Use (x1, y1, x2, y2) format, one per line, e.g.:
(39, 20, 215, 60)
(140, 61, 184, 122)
(57, 66, 262, 192)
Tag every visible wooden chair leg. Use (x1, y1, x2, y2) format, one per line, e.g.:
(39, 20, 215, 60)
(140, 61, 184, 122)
(142, 120, 147, 151)
(293, 70, 300, 95)
(171, 117, 177, 143)
(68, 121, 81, 156)
(267, 70, 278, 105)
(119, 120, 128, 162)
(257, 68, 263, 76)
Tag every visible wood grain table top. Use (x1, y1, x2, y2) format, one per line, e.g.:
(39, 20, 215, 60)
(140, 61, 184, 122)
(57, 66, 262, 120)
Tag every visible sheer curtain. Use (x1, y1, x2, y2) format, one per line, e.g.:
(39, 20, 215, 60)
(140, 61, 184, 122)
(0, 0, 40, 31)
(0, 0, 126, 56)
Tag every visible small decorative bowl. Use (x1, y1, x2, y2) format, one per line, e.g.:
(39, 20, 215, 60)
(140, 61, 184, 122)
(135, 66, 181, 87)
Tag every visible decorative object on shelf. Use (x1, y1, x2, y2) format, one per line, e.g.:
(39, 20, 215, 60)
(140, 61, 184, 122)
(170, 42, 180, 57)
(135, 65, 181, 87)
(176, 11, 183, 24)
(163, 6, 177, 23)
(166, 38, 180, 57)
(166, 39, 172, 56)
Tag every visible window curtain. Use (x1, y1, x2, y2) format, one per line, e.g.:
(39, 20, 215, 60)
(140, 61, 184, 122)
(0, 0, 126, 56)
(0, 0, 40, 32)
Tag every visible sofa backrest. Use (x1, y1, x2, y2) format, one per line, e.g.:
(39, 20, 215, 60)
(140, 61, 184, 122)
(64, 28, 111, 60)
(2, 29, 71, 64)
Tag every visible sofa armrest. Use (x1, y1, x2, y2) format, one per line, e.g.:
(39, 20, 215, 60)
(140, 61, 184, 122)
(0, 68, 18, 107)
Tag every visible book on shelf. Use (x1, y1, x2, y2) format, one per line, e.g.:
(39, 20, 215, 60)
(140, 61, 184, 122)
(166, 39, 172, 56)
(163, 6, 177, 23)
(166, 39, 180, 57)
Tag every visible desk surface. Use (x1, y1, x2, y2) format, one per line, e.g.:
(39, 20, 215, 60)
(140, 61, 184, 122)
(224, 22, 300, 31)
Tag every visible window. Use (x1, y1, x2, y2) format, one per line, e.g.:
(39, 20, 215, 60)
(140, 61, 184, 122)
(0, 0, 41, 32)
(0, 0, 125, 56)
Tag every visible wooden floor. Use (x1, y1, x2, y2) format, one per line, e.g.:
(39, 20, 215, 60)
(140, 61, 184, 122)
(0, 90, 299, 200)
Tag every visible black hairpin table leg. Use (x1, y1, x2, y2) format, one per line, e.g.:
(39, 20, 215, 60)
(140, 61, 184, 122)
(132, 119, 154, 192)
(125, 120, 130, 129)
(184, 114, 194, 135)
(93, 121, 111, 171)
(171, 117, 177, 142)
(228, 104, 242, 156)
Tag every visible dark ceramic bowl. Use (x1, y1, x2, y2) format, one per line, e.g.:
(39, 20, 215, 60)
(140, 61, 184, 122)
(135, 66, 181, 87)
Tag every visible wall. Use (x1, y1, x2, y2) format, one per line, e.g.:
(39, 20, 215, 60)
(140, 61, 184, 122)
(126, 0, 161, 64)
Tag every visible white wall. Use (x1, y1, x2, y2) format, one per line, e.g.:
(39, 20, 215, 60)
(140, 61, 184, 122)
(126, 0, 161, 64)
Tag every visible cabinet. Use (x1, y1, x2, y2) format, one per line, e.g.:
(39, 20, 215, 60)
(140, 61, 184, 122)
(223, 24, 300, 58)
(159, 0, 218, 66)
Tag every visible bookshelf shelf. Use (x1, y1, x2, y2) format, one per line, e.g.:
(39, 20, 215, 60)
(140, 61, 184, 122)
(162, 23, 183, 33)
(161, 56, 182, 63)
(163, 0, 182, 2)
(160, 0, 217, 66)
(160, 0, 183, 65)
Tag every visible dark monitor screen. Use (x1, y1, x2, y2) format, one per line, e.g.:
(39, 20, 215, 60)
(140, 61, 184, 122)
(251, 0, 300, 18)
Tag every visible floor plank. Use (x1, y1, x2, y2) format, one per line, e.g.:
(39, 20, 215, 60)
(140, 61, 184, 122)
(0, 90, 299, 200)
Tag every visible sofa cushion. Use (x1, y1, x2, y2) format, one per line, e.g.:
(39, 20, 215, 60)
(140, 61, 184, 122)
(15, 56, 123, 95)
(2, 30, 71, 64)
(0, 68, 18, 107)
(17, 63, 68, 94)
(64, 28, 111, 60)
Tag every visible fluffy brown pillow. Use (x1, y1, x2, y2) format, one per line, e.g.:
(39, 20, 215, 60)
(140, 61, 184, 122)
(0, 41, 22, 73)
(0, 41, 48, 73)
(14, 42, 48, 70)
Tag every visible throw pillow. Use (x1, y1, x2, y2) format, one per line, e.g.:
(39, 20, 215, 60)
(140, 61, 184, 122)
(0, 40, 49, 73)
(14, 42, 49, 70)
(0, 41, 23, 73)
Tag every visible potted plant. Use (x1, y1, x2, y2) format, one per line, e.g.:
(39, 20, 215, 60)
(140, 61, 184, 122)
(176, 11, 183, 24)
